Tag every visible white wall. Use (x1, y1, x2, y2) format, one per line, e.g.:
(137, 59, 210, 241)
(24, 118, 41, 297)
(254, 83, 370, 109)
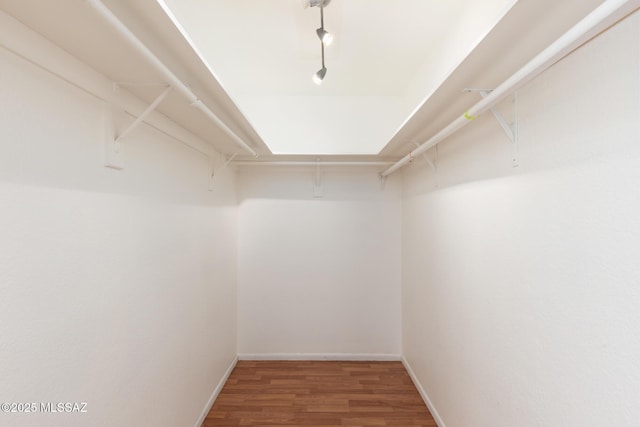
(236, 168, 402, 358)
(234, 95, 407, 155)
(0, 23, 237, 427)
(402, 12, 640, 427)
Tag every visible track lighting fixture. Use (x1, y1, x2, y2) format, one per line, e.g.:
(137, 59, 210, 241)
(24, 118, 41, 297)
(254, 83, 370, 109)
(310, 5, 332, 85)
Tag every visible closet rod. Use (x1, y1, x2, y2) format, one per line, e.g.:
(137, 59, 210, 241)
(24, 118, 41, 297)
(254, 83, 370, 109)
(85, 0, 258, 158)
(382, 0, 640, 177)
(232, 161, 394, 166)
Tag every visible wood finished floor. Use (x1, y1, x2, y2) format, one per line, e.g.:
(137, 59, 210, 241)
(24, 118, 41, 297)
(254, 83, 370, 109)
(202, 360, 437, 427)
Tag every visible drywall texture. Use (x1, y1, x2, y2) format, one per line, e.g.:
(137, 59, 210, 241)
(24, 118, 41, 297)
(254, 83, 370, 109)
(402, 12, 640, 427)
(236, 169, 402, 358)
(0, 29, 237, 427)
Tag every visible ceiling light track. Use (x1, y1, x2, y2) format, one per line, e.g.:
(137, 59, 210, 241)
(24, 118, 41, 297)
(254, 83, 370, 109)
(311, 5, 333, 85)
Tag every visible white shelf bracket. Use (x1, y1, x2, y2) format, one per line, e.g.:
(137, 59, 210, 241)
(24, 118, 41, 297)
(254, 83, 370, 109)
(104, 84, 172, 170)
(206, 151, 241, 191)
(479, 90, 515, 143)
(466, 88, 519, 167)
(207, 152, 240, 191)
(313, 158, 323, 198)
(104, 102, 123, 170)
(414, 142, 437, 171)
(379, 173, 387, 190)
(115, 85, 172, 143)
(208, 155, 216, 192)
(224, 152, 240, 168)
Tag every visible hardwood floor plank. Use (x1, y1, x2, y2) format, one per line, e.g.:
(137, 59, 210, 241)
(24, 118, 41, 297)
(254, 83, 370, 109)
(202, 361, 436, 427)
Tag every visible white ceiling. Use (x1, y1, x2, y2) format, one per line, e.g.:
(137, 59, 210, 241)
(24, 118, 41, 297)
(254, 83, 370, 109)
(158, 0, 518, 155)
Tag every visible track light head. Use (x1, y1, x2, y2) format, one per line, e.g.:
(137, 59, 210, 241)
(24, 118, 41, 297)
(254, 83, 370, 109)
(302, 0, 331, 8)
(316, 28, 334, 46)
(312, 67, 327, 85)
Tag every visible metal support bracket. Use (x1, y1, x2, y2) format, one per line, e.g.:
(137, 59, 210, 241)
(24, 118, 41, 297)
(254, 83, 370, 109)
(313, 158, 323, 198)
(208, 152, 239, 191)
(414, 142, 440, 187)
(379, 173, 387, 190)
(116, 85, 171, 143)
(104, 84, 171, 170)
(224, 152, 239, 168)
(104, 102, 123, 169)
(414, 142, 437, 171)
(208, 156, 216, 192)
(465, 88, 519, 167)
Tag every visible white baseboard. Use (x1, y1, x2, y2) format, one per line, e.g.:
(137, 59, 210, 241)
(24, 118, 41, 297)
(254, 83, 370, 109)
(402, 355, 446, 427)
(193, 355, 238, 427)
(237, 353, 402, 361)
